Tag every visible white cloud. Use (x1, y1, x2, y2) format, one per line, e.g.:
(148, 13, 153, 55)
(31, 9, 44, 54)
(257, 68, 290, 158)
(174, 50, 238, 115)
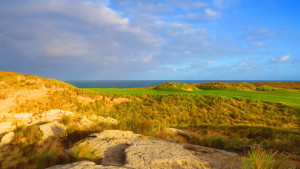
(205, 8, 222, 18)
(235, 56, 258, 67)
(185, 9, 221, 20)
(192, 1, 208, 8)
(213, 0, 240, 8)
(172, 1, 208, 10)
(251, 42, 266, 48)
(269, 54, 290, 63)
(245, 28, 277, 41)
(133, 54, 154, 63)
(213, 0, 227, 8)
(207, 61, 214, 64)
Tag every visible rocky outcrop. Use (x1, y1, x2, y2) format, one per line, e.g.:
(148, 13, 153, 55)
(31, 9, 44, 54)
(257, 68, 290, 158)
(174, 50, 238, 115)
(0, 122, 14, 135)
(58, 130, 241, 169)
(0, 132, 14, 148)
(40, 121, 66, 139)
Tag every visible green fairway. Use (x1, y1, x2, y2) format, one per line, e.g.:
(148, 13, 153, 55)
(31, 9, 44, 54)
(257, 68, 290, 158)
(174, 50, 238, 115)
(85, 88, 300, 109)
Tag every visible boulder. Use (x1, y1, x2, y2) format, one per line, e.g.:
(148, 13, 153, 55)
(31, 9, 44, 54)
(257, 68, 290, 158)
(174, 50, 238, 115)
(39, 121, 66, 139)
(33, 109, 74, 123)
(0, 132, 14, 148)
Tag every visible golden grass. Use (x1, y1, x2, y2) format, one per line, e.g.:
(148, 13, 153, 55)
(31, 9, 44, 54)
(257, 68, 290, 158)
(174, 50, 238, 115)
(242, 146, 296, 169)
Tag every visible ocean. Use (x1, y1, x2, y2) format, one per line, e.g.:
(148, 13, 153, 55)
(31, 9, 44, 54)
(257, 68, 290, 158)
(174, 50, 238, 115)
(64, 80, 291, 88)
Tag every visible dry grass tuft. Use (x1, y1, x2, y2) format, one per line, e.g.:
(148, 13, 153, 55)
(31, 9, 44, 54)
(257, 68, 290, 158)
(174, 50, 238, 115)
(242, 146, 296, 169)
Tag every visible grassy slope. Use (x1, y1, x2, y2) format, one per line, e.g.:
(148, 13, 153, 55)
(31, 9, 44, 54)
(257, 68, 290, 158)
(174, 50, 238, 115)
(0, 71, 127, 114)
(85, 88, 300, 109)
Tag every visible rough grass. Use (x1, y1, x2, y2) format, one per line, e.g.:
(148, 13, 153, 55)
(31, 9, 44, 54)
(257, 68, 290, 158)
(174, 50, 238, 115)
(191, 82, 257, 90)
(252, 82, 300, 91)
(191, 81, 300, 91)
(242, 146, 295, 169)
(181, 125, 300, 151)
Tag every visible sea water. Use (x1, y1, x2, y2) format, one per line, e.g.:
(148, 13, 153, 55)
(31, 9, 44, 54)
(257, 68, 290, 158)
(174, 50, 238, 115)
(64, 80, 290, 88)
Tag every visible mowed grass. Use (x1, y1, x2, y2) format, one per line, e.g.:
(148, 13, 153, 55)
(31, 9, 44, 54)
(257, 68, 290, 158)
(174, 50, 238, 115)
(85, 88, 300, 109)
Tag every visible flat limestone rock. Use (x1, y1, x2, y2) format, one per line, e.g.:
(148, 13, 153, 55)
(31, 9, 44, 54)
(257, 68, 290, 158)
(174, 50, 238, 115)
(32, 109, 74, 123)
(90, 115, 119, 125)
(0, 122, 13, 135)
(46, 161, 126, 169)
(68, 130, 241, 169)
(39, 121, 66, 139)
(125, 139, 210, 169)
(91, 130, 141, 139)
(0, 132, 14, 148)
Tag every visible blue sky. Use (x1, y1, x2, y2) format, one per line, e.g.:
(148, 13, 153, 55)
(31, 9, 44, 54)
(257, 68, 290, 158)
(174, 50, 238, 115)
(0, 0, 299, 80)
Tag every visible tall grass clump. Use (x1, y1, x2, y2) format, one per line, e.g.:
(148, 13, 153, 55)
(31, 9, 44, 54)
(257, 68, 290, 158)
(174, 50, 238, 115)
(242, 146, 295, 169)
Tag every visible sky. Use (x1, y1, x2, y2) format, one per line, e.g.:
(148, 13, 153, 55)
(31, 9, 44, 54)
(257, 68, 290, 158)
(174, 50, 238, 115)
(0, 0, 299, 80)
